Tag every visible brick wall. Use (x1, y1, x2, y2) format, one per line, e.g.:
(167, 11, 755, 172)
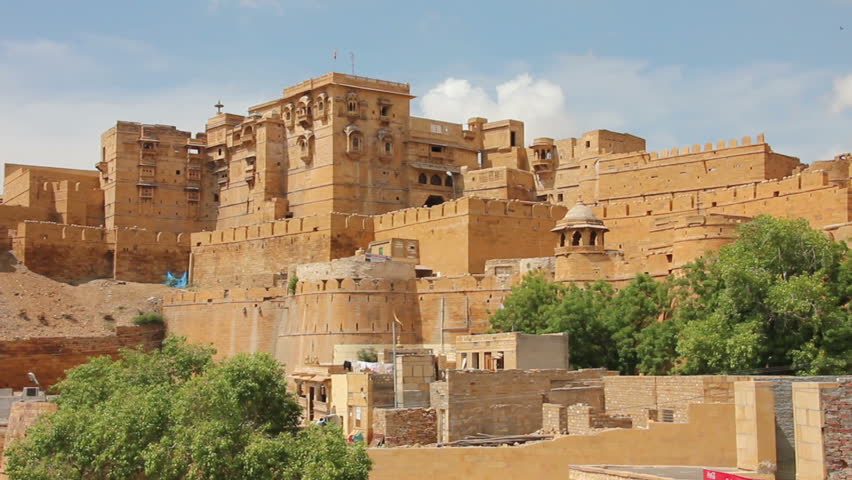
(565, 404, 632, 435)
(547, 386, 604, 409)
(603, 376, 742, 428)
(756, 376, 844, 480)
(373, 407, 437, 446)
(438, 369, 608, 442)
(542, 403, 568, 434)
(822, 380, 851, 480)
(0, 325, 164, 390)
(395, 354, 434, 408)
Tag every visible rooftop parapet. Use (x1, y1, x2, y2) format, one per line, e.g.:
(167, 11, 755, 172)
(282, 72, 411, 100)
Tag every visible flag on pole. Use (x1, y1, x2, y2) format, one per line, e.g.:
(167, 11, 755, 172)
(333, 49, 337, 60)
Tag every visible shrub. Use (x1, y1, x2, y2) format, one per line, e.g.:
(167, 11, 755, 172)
(356, 347, 378, 362)
(287, 274, 299, 295)
(132, 312, 164, 326)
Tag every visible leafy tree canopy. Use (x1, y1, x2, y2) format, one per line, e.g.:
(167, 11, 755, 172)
(5, 336, 371, 480)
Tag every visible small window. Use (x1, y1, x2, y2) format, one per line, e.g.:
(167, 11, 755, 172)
(380, 105, 390, 116)
(557, 193, 564, 202)
(431, 145, 444, 153)
(418, 173, 428, 184)
(143, 142, 154, 150)
(430, 124, 443, 134)
(213, 193, 220, 202)
(585, 140, 591, 148)
(384, 142, 392, 154)
(176, 170, 181, 175)
(352, 136, 361, 152)
(430, 174, 442, 185)
(445, 175, 453, 187)
(510, 131, 517, 147)
(188, 147, 200, 154)
(348, 101, 357, 112)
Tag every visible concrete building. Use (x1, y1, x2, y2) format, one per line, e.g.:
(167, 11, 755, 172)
(455, 332, 570, 370)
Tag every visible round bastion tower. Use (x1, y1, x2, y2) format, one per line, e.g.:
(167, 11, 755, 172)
(552, 200, 613, 282)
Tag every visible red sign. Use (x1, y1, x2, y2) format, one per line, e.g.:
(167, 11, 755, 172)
(703, 469, 760, 480)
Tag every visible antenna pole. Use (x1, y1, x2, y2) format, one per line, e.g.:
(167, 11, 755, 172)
(350, 52, 355, 74)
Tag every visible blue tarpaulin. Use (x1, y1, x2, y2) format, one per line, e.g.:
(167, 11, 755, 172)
(164, 271, 188, 288)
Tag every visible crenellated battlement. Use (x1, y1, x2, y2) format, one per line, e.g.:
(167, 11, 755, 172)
(162, 271, 515, 307)
(16, 221, 193, 246)
(113, 227, 190, 247)
(599, 133, 768, 165)
(17, 221, 109, 243)
(373, 197, 566, 231)
(192, 212, 372, 247)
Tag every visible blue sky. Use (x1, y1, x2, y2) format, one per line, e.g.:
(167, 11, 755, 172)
(3, 0, 852, 188)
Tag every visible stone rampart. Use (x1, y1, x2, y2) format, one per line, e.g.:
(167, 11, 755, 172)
(0, 325, 164, 390)
(12, 222, 113, 282)
(189, 213, 373, 287)
(113, 228, 190, 283)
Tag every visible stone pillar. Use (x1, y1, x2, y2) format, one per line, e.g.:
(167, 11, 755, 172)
(735, 381, 777, 472)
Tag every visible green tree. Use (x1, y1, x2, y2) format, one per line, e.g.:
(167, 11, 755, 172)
(489, 272, 564, 334)
(673, 215, 851, 375)
(545, 280, 616, 369)
(601, 273, 670, 374)
(5, 336, 371, 480)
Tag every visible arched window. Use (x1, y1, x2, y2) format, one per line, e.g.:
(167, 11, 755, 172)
(589, 231, 598, 246)
(430, 174, 442, 185)
(348, 101, 357, 112)
(384, 142, 392, 154)
(418, 173, 428, 184)
(352, 135, 361, 152)
(560, 232, 566, 247)
(572, 231, 582, 246)
(445, 175, 453, 187)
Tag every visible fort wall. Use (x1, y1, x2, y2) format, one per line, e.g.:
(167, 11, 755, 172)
(0, 325, 164, 390)
(163, 288, 284, 359)
(189, 213, 373, 287)
(112, 229, 191, 283)
(12, 222, 114, 283)
(588, 170, 849, 279)
(373, 197, 566, 275)
(11, 222, 193, 283)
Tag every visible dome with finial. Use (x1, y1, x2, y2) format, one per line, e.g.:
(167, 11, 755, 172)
(551, 200, 608, 231)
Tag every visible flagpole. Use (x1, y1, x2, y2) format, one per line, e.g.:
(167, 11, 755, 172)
(392, 314, 398, 408)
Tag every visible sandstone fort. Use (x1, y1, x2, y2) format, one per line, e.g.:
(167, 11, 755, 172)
(0, 72, 849, 480)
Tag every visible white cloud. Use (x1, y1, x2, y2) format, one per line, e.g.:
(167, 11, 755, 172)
(418, 56, 852, 163)
(420, 74, 576, 142)
(0, 38, 262, 194)
(831, 74, 852, 112)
